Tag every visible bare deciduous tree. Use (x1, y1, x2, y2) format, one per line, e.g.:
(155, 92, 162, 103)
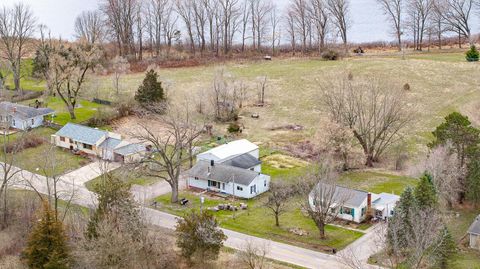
(435, 0, 474, 45)
(264, 180, 294, 227)
(308, 0, 329, 53)
(299, 161, 350, 239)
(377, 0, 404, 51)
(323, 75, 411, 167)
(236, 240, 270, 269)
(327, 0, 350, 52)
(111, 56, 130, 97)
(74, 10, 104, 44)
(0, 3, 36, 95)
(48, 43, 102, 119)
(101, 0, 138, 56)
(136, 106, 203, 203)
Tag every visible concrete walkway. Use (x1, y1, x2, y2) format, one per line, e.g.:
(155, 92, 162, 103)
(60, 161, 121, 185)
(131, 175, 187, 205)
(8, 163, 382, 269)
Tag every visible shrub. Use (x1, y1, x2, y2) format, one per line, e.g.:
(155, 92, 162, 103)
(87, 109, 120, 127)
(175, 210, 226, 262)
(115, 98, 136, 117)
(227, 123, 241, 133)
(466, 45, 479, 62)
(321, 50, 340, 61)
(6, 133, 44, 153)
(403, 83, 411, 91)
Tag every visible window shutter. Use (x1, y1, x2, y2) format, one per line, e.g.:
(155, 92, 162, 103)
(351, 208, 355, 218)
(340, 207, 343, 214)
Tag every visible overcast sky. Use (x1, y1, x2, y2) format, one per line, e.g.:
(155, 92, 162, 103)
(3, 0, 476, 43)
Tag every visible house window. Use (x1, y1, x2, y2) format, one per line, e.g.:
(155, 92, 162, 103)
(31, 119, 34, 125)
(69, 138, 73, 143)
(341, 207, 352, 215)
(83, 143, 93, 150)
(264, 180, 267, 187)
(194, 177, 199, 180)
(236, 186, 243, 191)
(361, 207, 366, 216)
(208, 180, 218, 188)
(250, 185, 256, 194)
(12, 119, 15, 126)
(60, 137, 65, 142)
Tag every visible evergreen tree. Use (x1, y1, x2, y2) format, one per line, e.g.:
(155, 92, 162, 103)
(466, 159, 480, 205)
(86, 173, 137, 239)
(23, 202, 70, 269)
(466, 45, 480, 62)
(429, 112, 480, 167)
(388, 186, 416, 249)
(135, 69, 165, 104)
(434, 226, 457, 269)
(175, 210, 226, 262)
(414, 173, 437, 209)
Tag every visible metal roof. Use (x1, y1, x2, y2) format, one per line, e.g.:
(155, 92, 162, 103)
(198, 139, 258, 161)
(55, 123, 107, 145)
(114, 143, 146, 156)
(221, 153, 261, 169)
(187, 160, 260, 186)
(0, 101, 54, 120)
(468, 215, 480, 235)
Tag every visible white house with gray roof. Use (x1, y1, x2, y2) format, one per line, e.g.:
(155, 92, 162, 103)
(0, 101, 54, 130)
(187, 139, 270, 199)
(51, 123, 146, 163)
(309, 183, 400, 223)
(468, 215, 480, 250)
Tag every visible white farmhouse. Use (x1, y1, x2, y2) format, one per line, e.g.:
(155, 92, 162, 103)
(51, 123, 146, 163)
(187, 139, 270, 199)
(309, 183, 400, 223)
(0, 102, 54, 130)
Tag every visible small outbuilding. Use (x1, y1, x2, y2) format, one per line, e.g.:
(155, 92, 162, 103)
(468, 214, 480, 250)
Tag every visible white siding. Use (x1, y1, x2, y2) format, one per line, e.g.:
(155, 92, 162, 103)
(470, 234, 480, 250)
(187, 174, 270, 199)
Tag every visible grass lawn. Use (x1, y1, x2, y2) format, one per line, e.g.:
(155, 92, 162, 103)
(0, 127, 90, 175)
(85, 167, 161, 192)
(339, 171, 418, 195)
(22, 96, 109, 126)
(154, 191, 364, 252)
(1, 59, 46, 92)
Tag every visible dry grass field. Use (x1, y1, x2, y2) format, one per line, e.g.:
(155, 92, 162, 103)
(90, 51, 480, 163)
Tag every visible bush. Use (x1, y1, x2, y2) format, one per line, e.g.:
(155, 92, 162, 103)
(175, 211, 226, 262)
(227, 123, 241, 133)
(466, 45, 479, 62)
(403, 83, 411, 91)
(87, 109, 120, 127)
(115, 99, 136, 117)
(321, 50, 340, 61)
(6, 133, 44, 153)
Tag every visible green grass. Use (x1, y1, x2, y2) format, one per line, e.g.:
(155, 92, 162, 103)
(339, 171, 418, 195)
(1, 59, 46, 92)
(0, 127, 89, 175)
(154, 191, 363, 252)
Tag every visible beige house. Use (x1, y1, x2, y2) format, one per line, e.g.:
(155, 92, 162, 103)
(51, 123, 146, 163)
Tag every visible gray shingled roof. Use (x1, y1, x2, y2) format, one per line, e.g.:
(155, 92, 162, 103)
(312, 183, 368, 208)
(188, 160, 259, 186)
(114, 143, 146, 156)
(99, 137, 122, 150)
(221, 153, 261, 169)
(468, 215, 480, 235)
(0, 102, 54, 120)
(55, 123, 107, 145)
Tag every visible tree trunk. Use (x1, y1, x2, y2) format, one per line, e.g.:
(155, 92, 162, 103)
(365, 154, 374, 167)
(13, 68, 22, 95)
(275, 213, 279, 226)
(67, 105, 76, 120)
(171, 181, 179, 203)
(318, 222, 326, 239)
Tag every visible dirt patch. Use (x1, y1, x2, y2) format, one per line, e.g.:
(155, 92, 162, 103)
(110, 115, 170, 142)
(269, 124, 304, 131)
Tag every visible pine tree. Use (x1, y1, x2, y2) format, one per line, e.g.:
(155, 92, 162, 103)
(23, 202, 70, 269)
(388, 186, 416, 249)
(134, 69, 165, 104)
(435, 226, 457, 269)
(466, 45, 480, 62)
(414, 173, 437, 208)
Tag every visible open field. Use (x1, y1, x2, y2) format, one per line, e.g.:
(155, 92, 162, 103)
(85, 51, 480, 165)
